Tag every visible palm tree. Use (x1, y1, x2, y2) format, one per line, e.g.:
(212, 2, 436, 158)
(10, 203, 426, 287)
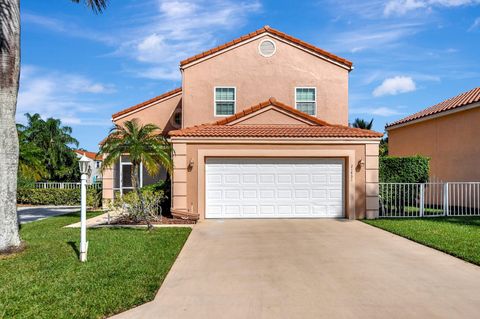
(352, 118, 374, 130)
(17, 125, 47, 181)
(99, 119, 173, 229)
(0, 0, 108, 252)
(22, 113, 80, 181)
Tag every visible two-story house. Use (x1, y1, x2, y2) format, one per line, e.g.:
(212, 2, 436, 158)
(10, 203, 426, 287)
(102, 26, 383, 220)
(74, 150, 102, 184)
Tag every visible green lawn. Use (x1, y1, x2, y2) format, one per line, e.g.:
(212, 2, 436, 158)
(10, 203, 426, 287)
(364, 217, 480, 265)
(0, 211, 191, 319)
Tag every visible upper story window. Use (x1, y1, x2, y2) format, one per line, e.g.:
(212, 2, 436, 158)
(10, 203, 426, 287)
(95, 161, 101, 169)
(215, 87, 236, 116)
(295, 87, 316, 116)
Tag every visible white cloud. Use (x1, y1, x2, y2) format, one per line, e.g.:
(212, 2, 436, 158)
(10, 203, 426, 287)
(373, 76, 416, 97)
(17, 65, 114, 126)
(350, 106, 404, 116)
(115, 0, 262, 80)
(325, 23, 421, 53)
(384, 0, 480, 16)
(469, 17, 480, 30)
(23, 12, 115, 44)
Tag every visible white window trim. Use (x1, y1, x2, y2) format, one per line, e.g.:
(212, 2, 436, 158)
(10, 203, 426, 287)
(258, 39, 276, 57)
(295, 87, 317, 116)
(214, 86, 236, 117)
(119, 159, 143, 196)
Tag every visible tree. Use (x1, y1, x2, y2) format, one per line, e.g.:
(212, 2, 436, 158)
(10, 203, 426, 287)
(20, 113, 80, 181)
(0, 0, 108, 252)
(380, 136, 388, 157)
(99, 119, 173, 229)
(352, 118, 374, 130)
(17, 124, 47, 182)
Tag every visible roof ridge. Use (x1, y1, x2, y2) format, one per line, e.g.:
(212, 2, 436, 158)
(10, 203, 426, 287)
(112, 87, 182, 120)
(208, 97, 333, 127)
(386, 86, 480, 128)
(179, 26, 352, 69)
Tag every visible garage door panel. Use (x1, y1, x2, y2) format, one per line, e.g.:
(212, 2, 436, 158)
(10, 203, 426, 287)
(205, 158, 344, 218)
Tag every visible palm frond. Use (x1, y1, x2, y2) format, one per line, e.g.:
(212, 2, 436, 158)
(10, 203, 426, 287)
(70, 0, 108, 14)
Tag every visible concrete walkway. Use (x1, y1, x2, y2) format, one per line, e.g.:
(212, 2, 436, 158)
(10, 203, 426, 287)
(112, 219, 480, 319)
(17, 206, 80, 224)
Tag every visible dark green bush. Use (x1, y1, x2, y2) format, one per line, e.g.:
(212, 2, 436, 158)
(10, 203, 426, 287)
(380, 155, 430, 183)
(379, 155, 430, 214)
(17, 187, 102, 208)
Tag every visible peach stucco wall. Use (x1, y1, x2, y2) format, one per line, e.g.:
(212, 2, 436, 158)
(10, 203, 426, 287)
(388, 107, 480, 182)
(113, 94, 182, 135)
(171, 141, 380, 220)
(181, 35, 349, 128)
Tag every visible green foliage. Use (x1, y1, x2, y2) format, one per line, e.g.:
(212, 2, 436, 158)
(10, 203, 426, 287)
(99, 119, 173, 180)
(352, 118, 374, 130)
(379, 155, 430, 183)
(379, 137, 388, 157)
(0, 211, 190, 318)
(17, 187, 102, 208)
(17, 113, 80, 182)
(117, 190, 165, 221)
(17, 126, 47, 181)
(141, 179, 169, 194)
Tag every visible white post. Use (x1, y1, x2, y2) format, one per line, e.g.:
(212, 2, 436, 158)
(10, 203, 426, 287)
(419, 184, 425, 217)
(80, 173, 88, 262)
(444, 183, 449, 216)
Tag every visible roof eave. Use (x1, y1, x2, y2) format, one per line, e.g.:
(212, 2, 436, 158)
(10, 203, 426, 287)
(386, 100, 480, 131)
(179, 27, 353, 71)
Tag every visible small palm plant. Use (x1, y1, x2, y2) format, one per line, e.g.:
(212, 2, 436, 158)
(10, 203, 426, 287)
(352, 118, 374, 130)
(99, 119, 173, 229)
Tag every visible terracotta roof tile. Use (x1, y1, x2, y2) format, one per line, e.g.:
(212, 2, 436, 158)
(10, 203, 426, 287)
(387, 87, 480, 128)
(169, 125, 382, 138)
(179, 26, 353, 69)
(74, 150, 101, 160)
(112, 87, 182, 120)
(169, 98, 382, 139)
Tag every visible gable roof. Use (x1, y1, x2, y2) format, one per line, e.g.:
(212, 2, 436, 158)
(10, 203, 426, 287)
(169, 98, 382, 139)
(74, 150, 101, 161)
(215, 97, 330, 126)
(180, 26, 353, 70)
(387, 87, 480, 129)
(112, 87, 181, 120)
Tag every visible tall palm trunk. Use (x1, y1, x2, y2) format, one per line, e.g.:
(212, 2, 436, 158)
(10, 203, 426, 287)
(0, 0, 21, 251)
(131, 163, 152, 230)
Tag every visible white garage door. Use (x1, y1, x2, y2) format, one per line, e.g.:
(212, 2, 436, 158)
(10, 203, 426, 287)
(205, 158, 344, 218)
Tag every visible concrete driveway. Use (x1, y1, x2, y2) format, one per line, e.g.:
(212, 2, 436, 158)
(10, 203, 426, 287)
(17, 206, 79, 224)
(112, 219, 480, 319)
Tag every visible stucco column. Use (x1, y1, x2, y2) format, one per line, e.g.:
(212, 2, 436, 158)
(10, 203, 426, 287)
(102, 159, 115, 208)
(171, 142, 188, 212)
(365, 144, 380, 219)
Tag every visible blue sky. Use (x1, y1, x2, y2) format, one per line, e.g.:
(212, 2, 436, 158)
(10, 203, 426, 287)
(19, 0, 480, 151)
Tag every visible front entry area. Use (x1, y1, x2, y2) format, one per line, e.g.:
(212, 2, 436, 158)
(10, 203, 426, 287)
(205, 157, 344, 218)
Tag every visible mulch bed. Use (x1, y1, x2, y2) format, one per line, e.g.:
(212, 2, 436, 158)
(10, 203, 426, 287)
(112, 215, 196, 225)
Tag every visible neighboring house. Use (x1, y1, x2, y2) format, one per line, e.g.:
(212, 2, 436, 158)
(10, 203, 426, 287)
(387, 87, 480, 182)
(74, 150, 102, 184)
(102, 26, 383, 219)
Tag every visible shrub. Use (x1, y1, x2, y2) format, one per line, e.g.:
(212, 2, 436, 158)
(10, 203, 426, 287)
(123, 190, 164, 221)
(17, 187, 102, 208)
(379, 155, 430, 183)
(379, 155, 430, 213)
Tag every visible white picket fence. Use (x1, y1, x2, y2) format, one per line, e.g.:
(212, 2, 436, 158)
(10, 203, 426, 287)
(35, 182, 102, 190)
(379, 182, 480, 218)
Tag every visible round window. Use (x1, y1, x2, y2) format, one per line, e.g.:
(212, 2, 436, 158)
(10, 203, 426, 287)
(170, 109, 182, 128)
(258, 39, 276, 57)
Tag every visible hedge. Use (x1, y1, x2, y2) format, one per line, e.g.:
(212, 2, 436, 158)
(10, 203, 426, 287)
(379, 155, 430, 183)
(17, 187, 102, 208)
